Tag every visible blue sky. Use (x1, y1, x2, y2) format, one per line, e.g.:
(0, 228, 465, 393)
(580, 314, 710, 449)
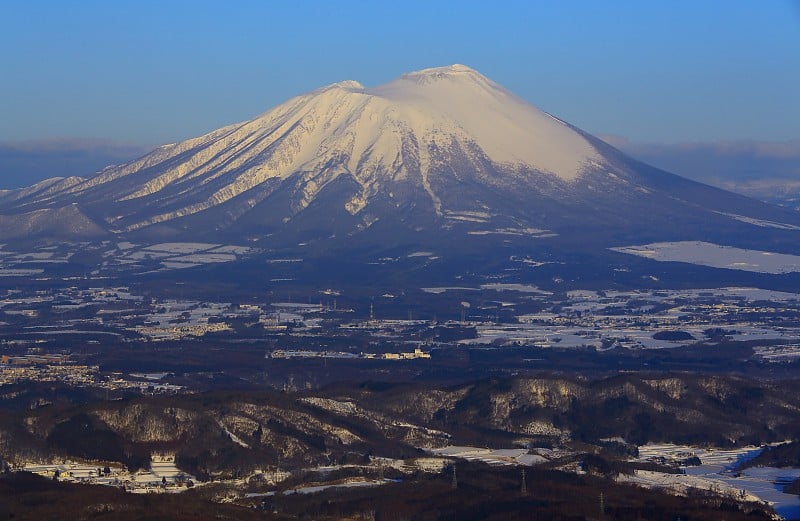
(1, 0, 798, 147)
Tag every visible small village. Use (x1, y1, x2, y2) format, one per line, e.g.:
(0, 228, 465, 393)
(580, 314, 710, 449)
(20, 452, 195, 494)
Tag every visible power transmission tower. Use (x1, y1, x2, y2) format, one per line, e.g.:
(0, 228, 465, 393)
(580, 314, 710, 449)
(599, 492, 605, 520)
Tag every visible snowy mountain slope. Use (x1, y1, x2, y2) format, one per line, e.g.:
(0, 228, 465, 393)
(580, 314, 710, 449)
(0, 176, 84, 207)
(0, 204, 105, 240)
(0, 66, 602, 229)
(1, 64, 799, 260)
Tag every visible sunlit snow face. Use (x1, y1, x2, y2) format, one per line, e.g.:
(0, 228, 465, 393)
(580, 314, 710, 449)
(363, 64, 601, 180)
(53, 65, 602, 231)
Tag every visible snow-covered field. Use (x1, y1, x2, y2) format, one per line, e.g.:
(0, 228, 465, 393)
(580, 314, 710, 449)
(716, 211, 800, 231)
(632, 444, 800, 518)
(142, 243, 221, 254)
(612, 242, 800, 274)
(480, 283, 553, 294)
(457, 285, 800, 350)
(420, 284, 553, 295)
(467, 227, 555, 237)
(0, 241, 257, 278)
(130, 455, 194, 491)
(121, 242, 255, 271)
(429, 446, 546, 466)
(754, 344, 800, 362)
(0, 268, 44, 276)
(23, 454, 196, 494)
(421, 287, 480, 294)
(461, 322, 702, 349)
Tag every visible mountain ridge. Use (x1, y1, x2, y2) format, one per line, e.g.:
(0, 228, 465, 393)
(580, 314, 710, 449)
(1, 64, 800, 283)
(0, 65, 605, 231)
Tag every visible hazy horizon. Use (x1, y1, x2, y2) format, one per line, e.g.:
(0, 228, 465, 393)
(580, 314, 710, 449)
(2, 2, 799, 199)
(3, 135, 798, 200)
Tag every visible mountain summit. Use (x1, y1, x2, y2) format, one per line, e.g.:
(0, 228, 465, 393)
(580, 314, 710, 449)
(2, 64, 799, 288)
(2, 64, 602, 235)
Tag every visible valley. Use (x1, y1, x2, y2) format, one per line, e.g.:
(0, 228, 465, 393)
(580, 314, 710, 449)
(2, 371, 800, 519)
(4, 255, 800, 518)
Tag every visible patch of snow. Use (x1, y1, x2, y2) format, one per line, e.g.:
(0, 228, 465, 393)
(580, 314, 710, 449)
(716, 211, 800, 231)
(632, 444, 800, 518)
(468, 227, 555, 237)
(480, 283, 553, 295)
(143, 243, 219, 254)
(160, 261, 202, 270)
(171, 253, 237, 264)
(421, 287, 480, 294)
(218, 421, 250, 449)
(0, 269, 44, 276)
(208, 245, 252, 254)
(429, 445, 533, 467)
(611, 241, 800, 274)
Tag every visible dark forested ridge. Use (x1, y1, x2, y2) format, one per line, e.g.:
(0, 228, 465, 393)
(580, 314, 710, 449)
(3, 373, 799, 519)
(2, 374, 800, 475)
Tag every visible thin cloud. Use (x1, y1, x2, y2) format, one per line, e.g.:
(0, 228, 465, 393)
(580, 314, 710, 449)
(0, 138, 152, 155)
(601, 137, 800, 159)
(0, 139, 152, 190)
(602, 136, 800, 208)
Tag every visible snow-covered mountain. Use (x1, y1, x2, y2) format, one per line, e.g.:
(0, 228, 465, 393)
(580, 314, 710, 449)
(2, 64, 799, 270)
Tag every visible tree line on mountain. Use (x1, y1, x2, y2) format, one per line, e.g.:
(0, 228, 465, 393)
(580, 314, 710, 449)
(3, 374, 800, 481)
